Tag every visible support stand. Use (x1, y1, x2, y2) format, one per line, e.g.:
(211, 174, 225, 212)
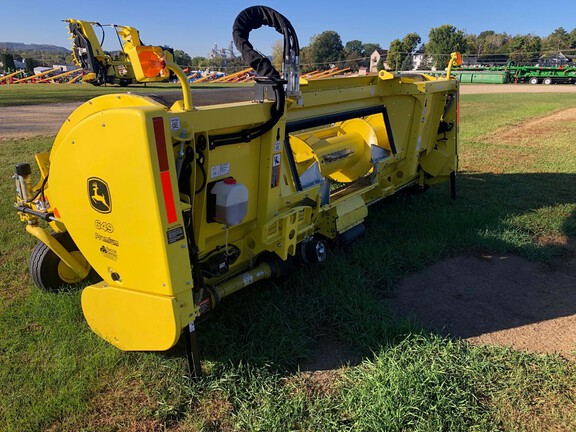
(183, 322, 202, 378)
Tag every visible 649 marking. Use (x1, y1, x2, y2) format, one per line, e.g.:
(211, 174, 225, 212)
(94, 220, 114, 233)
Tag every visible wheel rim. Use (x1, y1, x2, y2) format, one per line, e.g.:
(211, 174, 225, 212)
(57, 251, 91, 283)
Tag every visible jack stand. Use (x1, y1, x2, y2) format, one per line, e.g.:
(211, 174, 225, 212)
(184, 322, 202, 378)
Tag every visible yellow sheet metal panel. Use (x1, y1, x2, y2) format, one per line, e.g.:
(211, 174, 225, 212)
(48, 96, 193, 300)
(82, 282, 181, 350)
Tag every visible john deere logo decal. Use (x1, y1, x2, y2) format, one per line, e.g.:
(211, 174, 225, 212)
(88, 177, 111, 214)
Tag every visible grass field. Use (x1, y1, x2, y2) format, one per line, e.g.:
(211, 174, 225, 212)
(1, 91, 576, 431)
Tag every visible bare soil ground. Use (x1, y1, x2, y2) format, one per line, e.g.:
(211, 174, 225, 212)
(3, 85, 576, 363)
(388, 238, 576, 359)
(0, 88, 253, 140)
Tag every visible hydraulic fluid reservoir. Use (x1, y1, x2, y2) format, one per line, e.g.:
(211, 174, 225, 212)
(210, 178, 248, 226)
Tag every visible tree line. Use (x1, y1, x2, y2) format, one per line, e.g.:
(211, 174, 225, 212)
(3, 26, 575, 75)
(173, 25, 576, 73)
(1, 49, 73, 73)
(391, 26, 576, 70)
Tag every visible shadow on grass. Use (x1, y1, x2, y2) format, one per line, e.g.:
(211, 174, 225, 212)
(165, 172, 576, 374)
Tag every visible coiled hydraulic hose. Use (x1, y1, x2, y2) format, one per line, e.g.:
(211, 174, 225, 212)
(209, 6, 299, 148)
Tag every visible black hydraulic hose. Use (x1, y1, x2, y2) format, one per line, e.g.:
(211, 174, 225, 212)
(232, 6, 299, 79)
(209, 80, 285, 148)
(208, 6, 299, 148)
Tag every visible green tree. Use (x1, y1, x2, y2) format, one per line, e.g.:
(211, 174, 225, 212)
(542, 27, 571, 53)
(363, 43, 381, 57)
(271, 39, 283, 72)
(190, 56, 208, 70)
(386, 39, 403, 70)
(174, 49, 192, 66)
(426, 25, 467, 69)
(299, 45, 314, 73)
(24, 57, 37, 75)
(309, 31, 344, 70)
(1, 52, 16, 72)
(344, 39, 365, 70)
(386, 33, 421, 70)
(464, 34, 478, 56)
(507, 34, 541, 63)
(570, 28, 576, 49)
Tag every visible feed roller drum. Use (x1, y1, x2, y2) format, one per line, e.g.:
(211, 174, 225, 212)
(289, 116, 390, 183)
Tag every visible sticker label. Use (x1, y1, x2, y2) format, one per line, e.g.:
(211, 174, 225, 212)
(210, 163, 231, 179)
(272, 154, 281, 167)
(274, 141, 282, 152)
(242, 274, 254, 287)
(271, 154, 281, 188)
(170, 117, 181, 131)
(167, 226, 185, 244)
(99, 245, 118, 261)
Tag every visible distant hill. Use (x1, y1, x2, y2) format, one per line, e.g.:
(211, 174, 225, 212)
(0, 42, 70, 53)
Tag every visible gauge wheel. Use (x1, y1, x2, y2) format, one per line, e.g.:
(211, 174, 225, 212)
(30, 232, 100, 291)
(529, 77, 539, 85)
(543, 77, 552, 85)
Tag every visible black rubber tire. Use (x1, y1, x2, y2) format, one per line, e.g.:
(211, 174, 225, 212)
(29, 232, 101, 292)
(543, 78, 552, 85)
(529, 77, 539, 85)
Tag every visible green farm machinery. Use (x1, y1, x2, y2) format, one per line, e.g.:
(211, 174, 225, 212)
(426, 63, 576, 85)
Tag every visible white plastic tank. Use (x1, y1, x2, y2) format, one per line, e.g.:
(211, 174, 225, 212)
(210, 178, 249, 226)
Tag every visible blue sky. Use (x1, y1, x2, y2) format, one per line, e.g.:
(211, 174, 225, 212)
(2, 0, 575, 57)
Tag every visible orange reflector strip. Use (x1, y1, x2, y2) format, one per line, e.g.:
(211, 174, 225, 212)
(54, 207, 60, 218)
(153, 117, 178, 224)
(160, 171, 177, 224)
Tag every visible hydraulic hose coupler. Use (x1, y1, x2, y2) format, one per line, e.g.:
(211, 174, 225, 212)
(13, 163, 34, 202)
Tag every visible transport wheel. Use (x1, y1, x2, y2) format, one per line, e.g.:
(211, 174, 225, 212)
(543, 78, 552, 85)
(529, 77, 539, 85)
(29, 232, 100, 292)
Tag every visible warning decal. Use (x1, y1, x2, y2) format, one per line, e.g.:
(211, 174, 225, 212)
(271, 154, 281, 188)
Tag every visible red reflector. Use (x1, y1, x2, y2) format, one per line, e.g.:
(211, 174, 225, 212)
(153, 117, 169, 172)
(153, 116, 177, 224)
(160, 171, 177, 224)
(54, 207, 60, 218)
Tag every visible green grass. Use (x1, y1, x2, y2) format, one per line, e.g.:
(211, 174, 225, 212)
(1, 92, 576, 431)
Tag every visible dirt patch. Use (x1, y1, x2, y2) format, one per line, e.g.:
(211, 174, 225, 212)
(0, 102, 81, 139)
(387, 239, 576, 359)
(46, 374, 162, 431)
(0, 88, 253, 140)
(286, 370, 343, 398)
(480, 108, 576, 146)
